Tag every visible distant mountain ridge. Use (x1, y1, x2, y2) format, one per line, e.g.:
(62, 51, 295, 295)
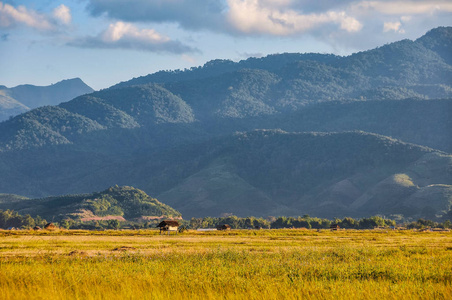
(113, 27, 452, 101)
(0, 27, 450, 151)
(0, 27, 450, 220)
(0, 78, 94, 122)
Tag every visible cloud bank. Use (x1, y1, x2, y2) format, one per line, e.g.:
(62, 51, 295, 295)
(86, 0, 363, 36)
(85, 0, 452, 42)
(0, 1, 71, 31)
(3, 0, 452, 55)
(69, 21, 198, 54)
(226, 0, 362, 35)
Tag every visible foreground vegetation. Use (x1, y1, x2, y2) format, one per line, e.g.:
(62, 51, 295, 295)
(2, 205, 452, 232)
(0, 229, 451, 299)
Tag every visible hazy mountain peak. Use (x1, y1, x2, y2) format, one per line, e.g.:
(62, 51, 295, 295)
(0, 78, 95, 122)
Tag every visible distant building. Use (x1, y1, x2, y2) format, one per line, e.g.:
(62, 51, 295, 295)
(156, 220, 179, 235)
(44, 223, 57, 230)
(330, 224, 340, 231)
(33, 226, 42, 231)
(217, 224, 231, 231)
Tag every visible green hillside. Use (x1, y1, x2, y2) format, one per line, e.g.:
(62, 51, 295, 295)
(0, 186, 180, 221)
(0, 130, 449, 220)
(0, 193, 29, 203)
(148, 130, 451, 219)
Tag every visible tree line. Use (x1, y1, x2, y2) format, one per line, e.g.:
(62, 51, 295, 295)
(188, 215, 398, 230)
(0, 210, 48, 229)
(1, 209, 451, 230)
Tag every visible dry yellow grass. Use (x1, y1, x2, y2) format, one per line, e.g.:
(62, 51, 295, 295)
(0, 229, 451, 299)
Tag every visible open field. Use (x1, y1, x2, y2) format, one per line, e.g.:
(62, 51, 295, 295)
(1, 229, 451, 299)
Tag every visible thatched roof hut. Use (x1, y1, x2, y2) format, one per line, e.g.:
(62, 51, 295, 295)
(330, 224, 340, 230)
(44, 223, 57, 230)
(33, 226, 42, 231)
(156, 220, 179, 228)
(156, 220, 179, 234)
(216, 224, 231, 231)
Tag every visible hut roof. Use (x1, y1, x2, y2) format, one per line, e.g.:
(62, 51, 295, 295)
(44, 222, 57, 229)
(217, 224, 231, 230)
(156, 220, 179, 227)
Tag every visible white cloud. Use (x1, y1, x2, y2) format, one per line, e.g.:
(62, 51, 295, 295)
(226, 0, 362, 35)
(69, 21, 198, 54)
(383, 21, 404, 33)
(0, 2, 72, 32)
(101, 22, 169, 43)
(53, 4, 71, 25)
(0, 1, 53, 31)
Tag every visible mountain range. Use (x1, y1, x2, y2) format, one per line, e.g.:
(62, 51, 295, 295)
(0, 78, 94, 122)
(0, 27, 450, 220)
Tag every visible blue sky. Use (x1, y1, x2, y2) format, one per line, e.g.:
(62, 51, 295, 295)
(1, 0, 451, 90)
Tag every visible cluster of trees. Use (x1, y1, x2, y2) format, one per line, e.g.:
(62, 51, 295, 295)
(188, 215, 398, 230)
(187, 215, 452, 230)
(42, 218, 169, 231)
(2, 207, 452, 231)
(59, 219, 124, 230)
(189, 216, 270, 229)
(269, 216, 397, 229)
(406, 218, 452, 229)
(0, 210, 47, 229)
(0, 209, 166, 230)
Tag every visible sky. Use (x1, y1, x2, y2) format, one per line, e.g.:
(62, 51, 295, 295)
(1, 0, 451, 90)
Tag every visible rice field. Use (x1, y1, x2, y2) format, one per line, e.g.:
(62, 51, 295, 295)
(0, 229, 451, 299)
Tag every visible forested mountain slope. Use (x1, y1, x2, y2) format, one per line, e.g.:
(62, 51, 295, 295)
(0, 130, 449, 219)
(0, 28, 450, 152)
(0, 27, 450, 220)
(150, 130, 451, 219)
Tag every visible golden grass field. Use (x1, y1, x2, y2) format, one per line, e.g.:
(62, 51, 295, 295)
(0, 229, 451, 299)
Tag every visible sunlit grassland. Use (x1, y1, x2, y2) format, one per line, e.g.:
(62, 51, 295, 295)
(1, 229, 451, 299)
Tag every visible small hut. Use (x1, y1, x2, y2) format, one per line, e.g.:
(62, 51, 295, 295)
(33, 226, 42, 231)
(330, 224, 340, 231)
(217, 224, 231, 231)
(156, 220, 179, 235)
(44, 223, 57, 230)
